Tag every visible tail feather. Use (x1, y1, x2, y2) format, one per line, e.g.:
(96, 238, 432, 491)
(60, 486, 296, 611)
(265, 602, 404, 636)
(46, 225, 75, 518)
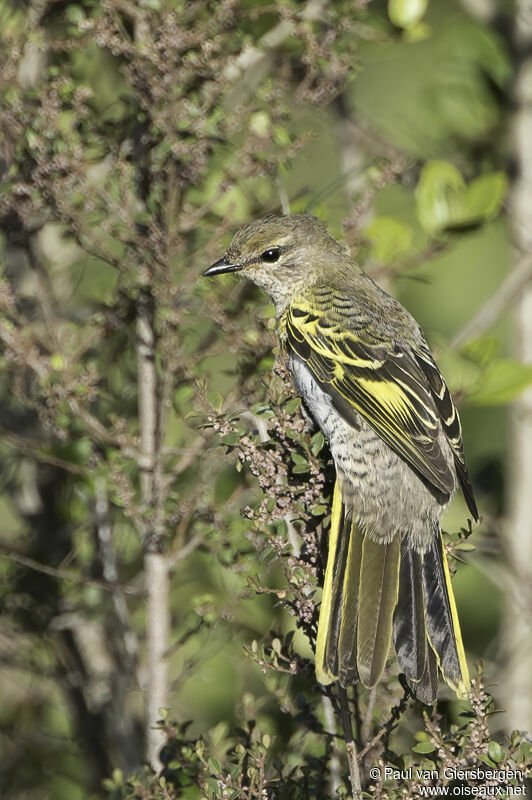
(406, 642, 438, 705)
(315, 480, 469, 702)
(338, 512, 362, 686)
(421, 531, 469, 697)
(315, 482, 346, 685)
(356, 535, 401, 687)
(325, 501, 351, 677)
(393, 543, 426, 681)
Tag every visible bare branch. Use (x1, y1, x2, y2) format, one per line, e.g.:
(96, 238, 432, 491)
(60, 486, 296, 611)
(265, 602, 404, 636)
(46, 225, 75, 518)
(450, 253, 532, 349)
(1, 427, 87, 476)
(0, 543, 144, 597)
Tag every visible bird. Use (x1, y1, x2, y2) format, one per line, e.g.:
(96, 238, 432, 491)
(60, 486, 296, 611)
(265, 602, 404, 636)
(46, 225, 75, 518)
(203, 213, 478, 704)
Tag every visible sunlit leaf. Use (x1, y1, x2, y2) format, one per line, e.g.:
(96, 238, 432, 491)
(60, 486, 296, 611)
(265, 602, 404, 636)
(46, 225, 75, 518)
(364, 216, 413, 264)
(388, 0, 428, 29)
(467, 359, 532, 406)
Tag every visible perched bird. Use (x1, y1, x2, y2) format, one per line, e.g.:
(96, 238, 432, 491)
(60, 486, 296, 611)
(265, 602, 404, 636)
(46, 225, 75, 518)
(204, 214, 478, 704)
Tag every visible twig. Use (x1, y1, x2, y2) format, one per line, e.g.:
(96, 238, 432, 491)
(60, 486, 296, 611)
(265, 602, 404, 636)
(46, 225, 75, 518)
(359, 688, 409, 760)
(450, 253, 532, 349)
(166, 532, 203, 570)
(0, 544, 144, 596)
(339, 686, 363, 800)
(94, 477, 139, 663)
(1, 428, 87, 476)
(225, 0, 329, 105)
(322, 695, 342, 797)
(361, 685, 376, 745)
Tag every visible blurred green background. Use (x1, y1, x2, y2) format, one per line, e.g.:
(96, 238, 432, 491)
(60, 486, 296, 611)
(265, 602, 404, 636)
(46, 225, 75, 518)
(0, 0, 528, 798)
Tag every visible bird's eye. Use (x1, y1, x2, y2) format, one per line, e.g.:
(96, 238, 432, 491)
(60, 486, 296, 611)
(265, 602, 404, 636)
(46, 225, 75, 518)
(260, 247, 281, 263)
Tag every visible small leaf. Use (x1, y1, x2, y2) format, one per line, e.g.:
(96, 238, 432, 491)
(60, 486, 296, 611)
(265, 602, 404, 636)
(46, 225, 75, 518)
(291, 452, 308, 467)
(416, 161, 465, 234)
(207, 391, 224, 411)
(310, 431, 325, 456)
(461, 337, 499, 368)
(284, 397, 301, 415)
(416, 163, 507, 234)
(412, 741, 436, 754)
(468, 359, 532, 406)
(388, 0, 428, 29)
(50, 353, 65, 371)
(487, 741, 504, 763)
(221, 432, 239, 446)
(462, 173, 507, 223)
(292, 463, 310, 474)
(364, 216, 413, 264)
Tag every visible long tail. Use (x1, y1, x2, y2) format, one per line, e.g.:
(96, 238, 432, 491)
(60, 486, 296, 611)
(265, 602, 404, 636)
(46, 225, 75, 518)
(315, 481, 469, 703)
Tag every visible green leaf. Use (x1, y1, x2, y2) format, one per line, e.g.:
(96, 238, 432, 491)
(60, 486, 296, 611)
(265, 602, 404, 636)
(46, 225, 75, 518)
(467, 359, 532, 406)
(221, 432, 239, 446)
(364, 216, 413, 264)
(487, 741, 504, 763)
(388, 0, 428, 29)
(416, 161, 465, 234)
(310, 431, 325, 456)
(66, 6, 86, 24)
(461, 337, 499, 369)
(462, 173, 508, 224)
(207, 391, 224, 411)
(283, 397, 301, 415)
(412, 741, 436, 754)
(416, 162, 507, 234)
(291, 452, 308, 466)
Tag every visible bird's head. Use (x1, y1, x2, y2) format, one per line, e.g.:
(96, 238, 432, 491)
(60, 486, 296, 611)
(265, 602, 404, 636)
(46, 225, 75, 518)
(203, 214, 349, 311)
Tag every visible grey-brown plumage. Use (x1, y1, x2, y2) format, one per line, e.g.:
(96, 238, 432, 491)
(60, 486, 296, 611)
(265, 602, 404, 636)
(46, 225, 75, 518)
(204, 213, 478, 703)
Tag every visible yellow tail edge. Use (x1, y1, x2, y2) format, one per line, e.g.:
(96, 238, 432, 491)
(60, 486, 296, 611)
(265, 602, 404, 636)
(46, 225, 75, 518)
(439, 530, 470, 698)
(315, 480, 343, 685)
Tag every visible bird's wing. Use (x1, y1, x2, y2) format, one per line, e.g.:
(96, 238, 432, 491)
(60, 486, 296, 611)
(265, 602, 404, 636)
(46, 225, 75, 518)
(281, 293, 477, 517)
(414, 344, 478, 519)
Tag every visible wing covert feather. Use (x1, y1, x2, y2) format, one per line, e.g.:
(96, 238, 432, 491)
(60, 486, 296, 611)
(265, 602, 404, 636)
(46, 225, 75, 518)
(282, 293, 474, 506)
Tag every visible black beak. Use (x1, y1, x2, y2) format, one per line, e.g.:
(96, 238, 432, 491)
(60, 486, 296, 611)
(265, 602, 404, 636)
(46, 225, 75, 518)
(202, 256, 243, 277)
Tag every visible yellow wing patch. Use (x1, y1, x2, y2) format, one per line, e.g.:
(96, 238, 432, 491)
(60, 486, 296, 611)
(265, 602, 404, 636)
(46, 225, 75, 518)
(282, 298, 457, 498)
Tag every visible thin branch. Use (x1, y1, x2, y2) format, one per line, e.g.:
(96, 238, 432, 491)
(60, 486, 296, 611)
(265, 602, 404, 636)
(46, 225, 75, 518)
(338, 686, 363, 800)
(0, 543, 144, 596)
(450, 253, 532, 349)
(166, 532, 203, 571)
(94, 477, 139, 663)
(225, 0, 329, 105)
(361, 685, 376, 745)
(322, 695, 342, 798)
(1, 427, 87, 476)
